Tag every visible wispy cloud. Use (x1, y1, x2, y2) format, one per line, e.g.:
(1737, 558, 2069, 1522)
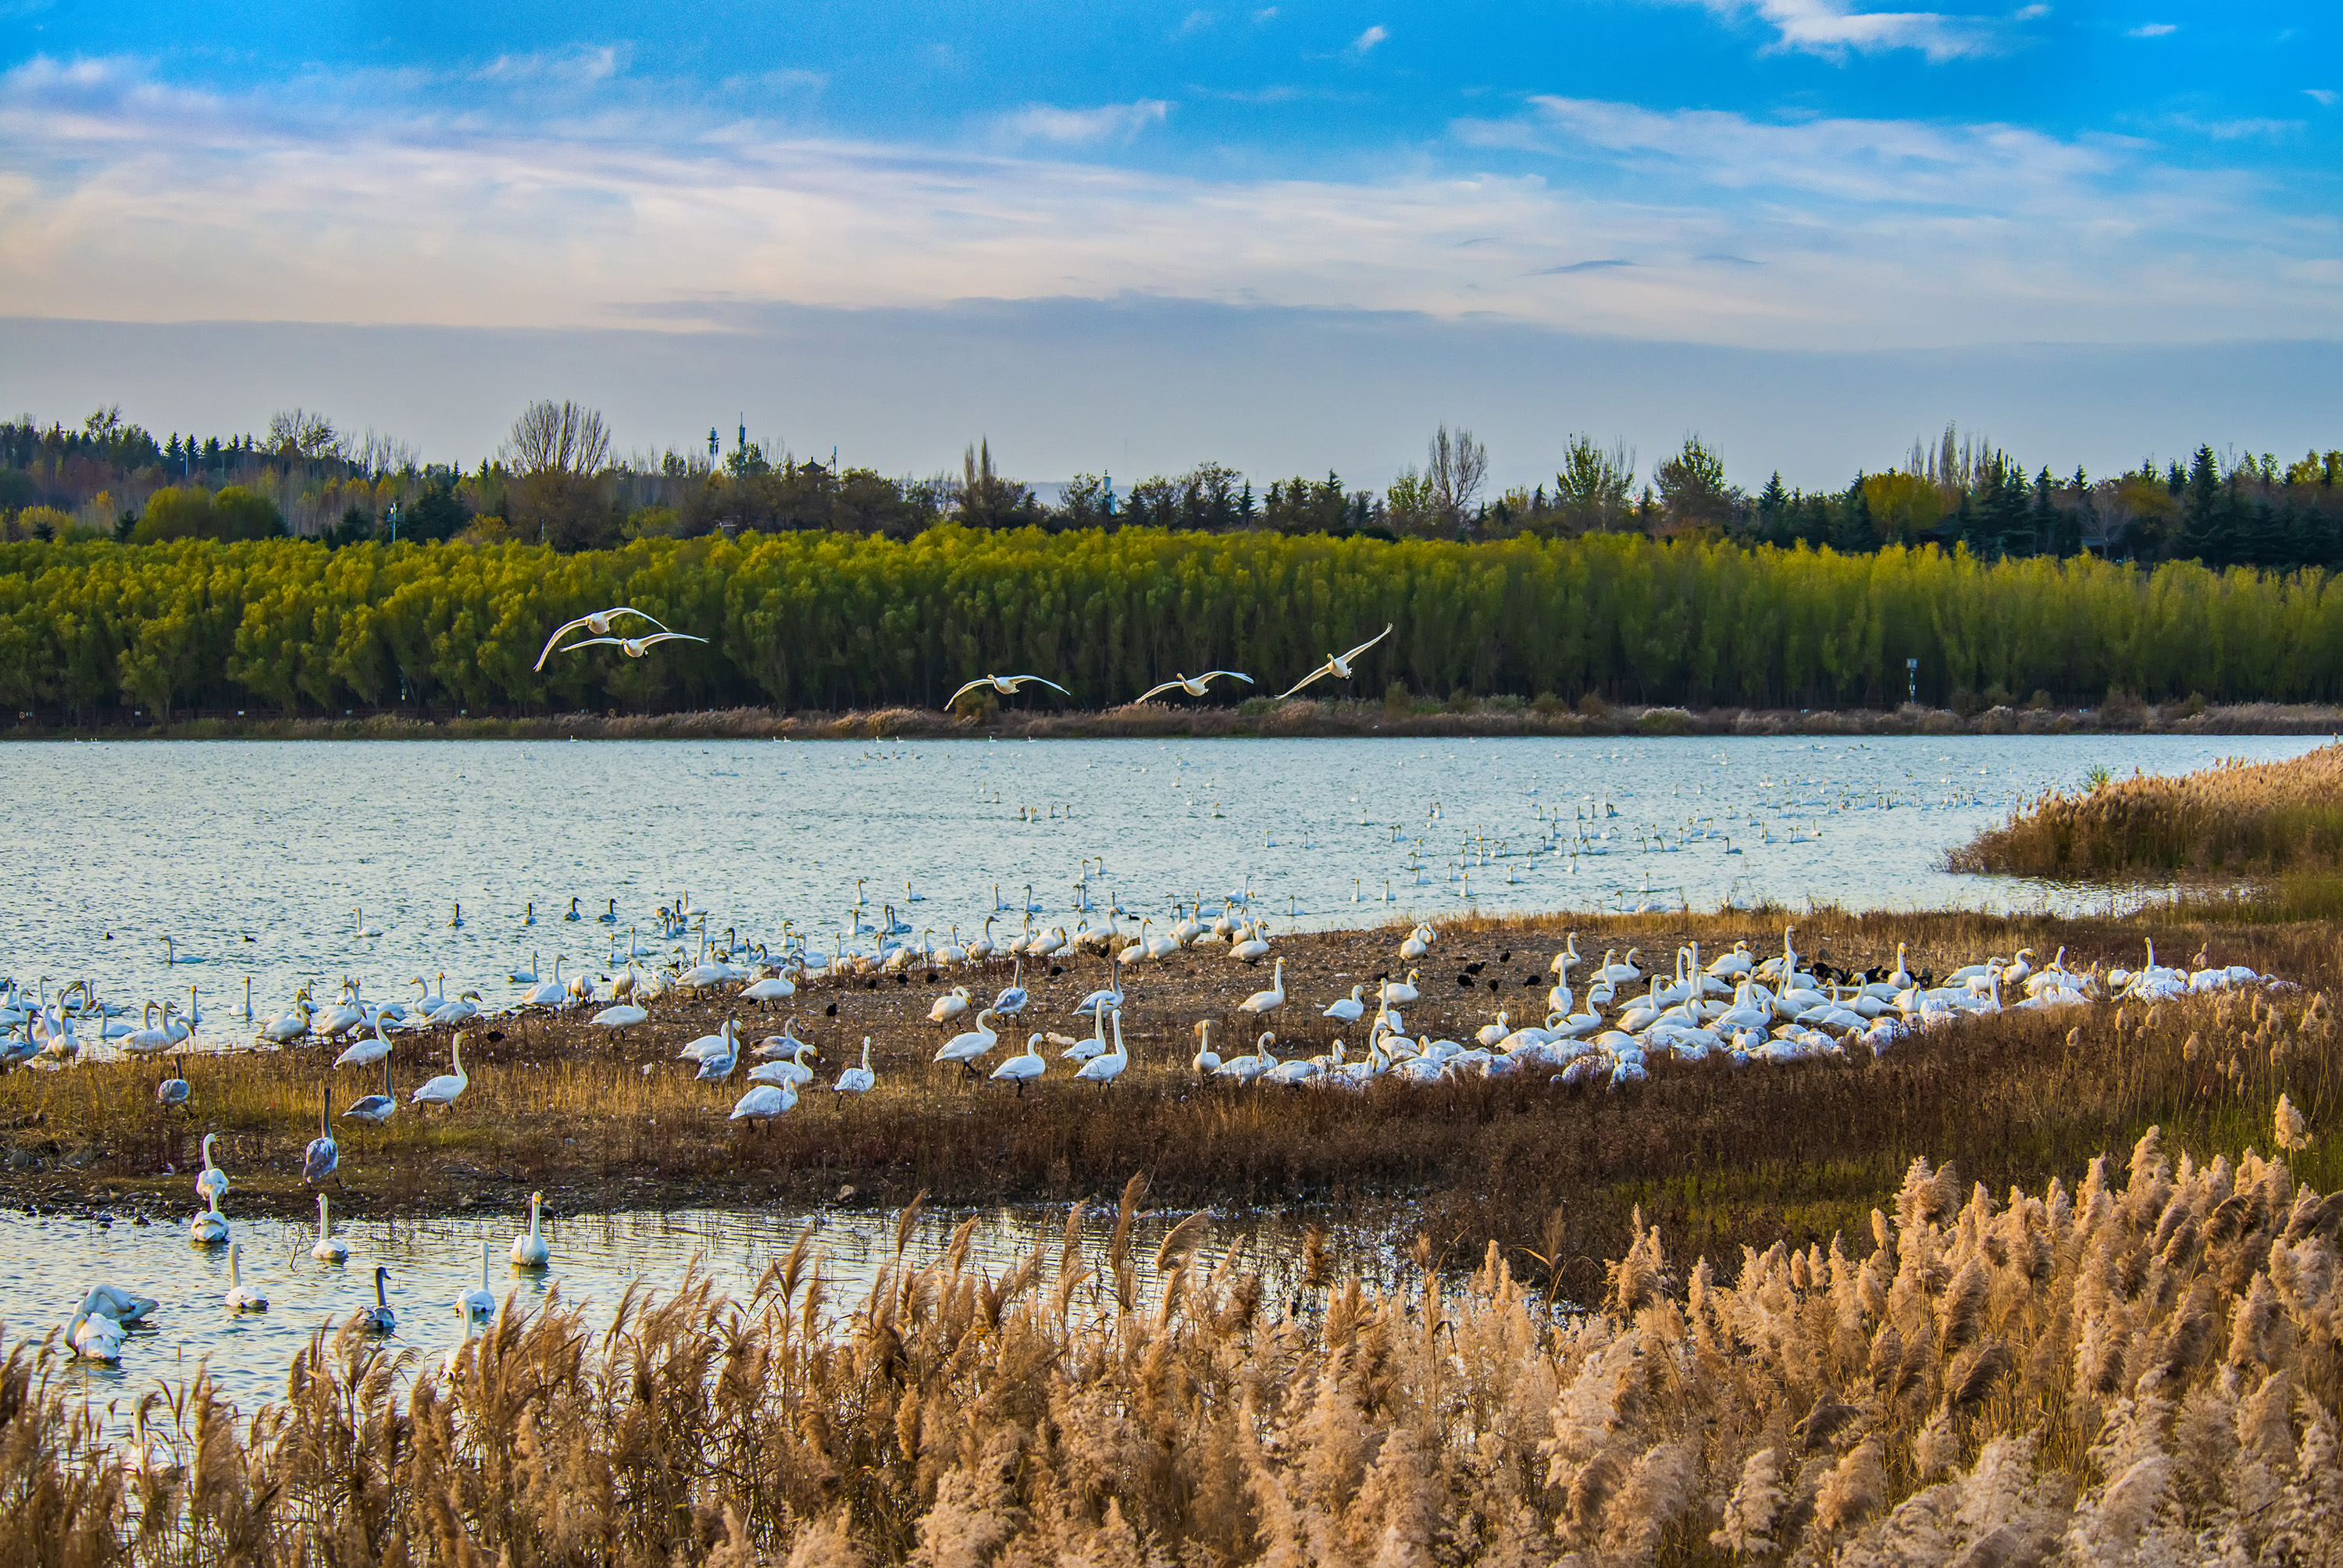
(1176, 9, 1215, 37)
(2127, 22, 2177, 37)
(1349, 24, 1390, 55)
(1, 58, 2334, 355)
(1000, 99, 1172, 145)
(1672, 0, 2020, 62)
(2304, 88, 2336, 106)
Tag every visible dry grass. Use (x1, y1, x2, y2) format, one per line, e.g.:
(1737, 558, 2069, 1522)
(1953, 743, 2343, 878)
(9, 909, 2342, 1313)
(9, 1125, 2343, 1564)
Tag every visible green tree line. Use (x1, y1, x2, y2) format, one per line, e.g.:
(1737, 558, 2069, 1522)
(5, 529, 2341, 725)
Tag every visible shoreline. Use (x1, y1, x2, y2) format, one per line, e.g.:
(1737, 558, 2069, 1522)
(7, 905, 2331, 1305)
(5, 696, 2341, 743)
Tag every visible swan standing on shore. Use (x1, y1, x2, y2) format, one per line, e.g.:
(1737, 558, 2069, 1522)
(1073, 1011, 1129, 1085)
(410, 1034, 469, 1111)
(343, 1060, 396, 1123)
(730, 1082, 798, 1120)
(990, 1032, 1048, 1095)
(936, 1009, 1000, 1080)
(1238, 959, 1286, 1017)
(303, 1090, 340, 1188)
(833, 1037, 876, 1096)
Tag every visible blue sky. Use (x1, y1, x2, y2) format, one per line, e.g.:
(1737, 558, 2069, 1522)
(1, 1, 2337, 486)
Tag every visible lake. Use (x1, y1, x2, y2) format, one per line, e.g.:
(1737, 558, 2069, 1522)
(0, 733, 2316, 1026)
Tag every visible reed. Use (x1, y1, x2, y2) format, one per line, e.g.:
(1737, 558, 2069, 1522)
(9, 1123, 2343, 1564)
(9, 910, 2341, 1311)
(1952, 743, 2343, 878)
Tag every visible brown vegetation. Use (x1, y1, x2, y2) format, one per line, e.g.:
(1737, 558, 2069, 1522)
(17, 697, 2343, 743)
(1954, 743, 2343, 878)
(9, 1126, 2343, 1563)
(9, 910, 2338, 1312)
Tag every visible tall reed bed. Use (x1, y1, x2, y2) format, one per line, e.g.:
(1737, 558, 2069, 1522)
(1953, 743, 2343, 877)
(9, 1128, 2343, 1564)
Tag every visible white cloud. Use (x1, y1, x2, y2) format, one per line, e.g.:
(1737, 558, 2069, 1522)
(2127, 23, 2177, 37)
(2305, 88, 2337, 107)
(1350, 24, 1389, 55)
(999, 99, 1172, 144)
(1676, 0, 2016, 62)
(1176, 9, 1214, 36)
(0, 59, 2336, 355)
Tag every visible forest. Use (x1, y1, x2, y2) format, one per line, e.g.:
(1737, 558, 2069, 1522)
(4, 404, 2341, 573)
(4, 528, 2341, 725)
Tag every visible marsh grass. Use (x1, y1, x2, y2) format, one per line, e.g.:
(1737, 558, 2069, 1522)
(1953, 743, 2343, 878)
(9, 910, 2340, 1312)
(9, 1125, 2343, 1563)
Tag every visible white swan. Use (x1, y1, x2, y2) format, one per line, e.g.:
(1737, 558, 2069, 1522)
(730, 1082, 798, 1120)
(740, 971, 797, 1009)
(929, 985, 972, 1025)
(1238, 958, 1286, 1017)
(1136, 670, 1253, 701)
(188, 1192, 230, 1246)
(525, 958, 571, 1009)
(1378, 969, 1421, 1007)
(511, 1192, 550, 1268)
(1275, 623, 1393, 699)
(66, 1291, 127, 1361)
(196, 1133, 230, 1204)
(409, 1033, 469, 1111)
(833, 1037, 876, 1096)
(1073, 1010, 1129, 1085)
(949, 673, 1072, 704)
(1191, 1019, 1221, 1076)
(310, 1193, 348, 1263)
(990, 1032, 1049, 1095)
(333, 1014, 393, 1067)
(1322, 985, 1366, 1023)
(224, 1242, 268, 1312)
(935, 1009, 1000, 1079)
(747, 1039, 818, 1089)
(82, 1283, 158, 1324)
(535, 605, 672, 668)
(590, 1001, 649, 1037)
(458, 1242, 495, 1324)
(1214, 1031, 1275, 1085)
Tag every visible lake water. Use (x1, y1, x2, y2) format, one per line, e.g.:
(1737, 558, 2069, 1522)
(2, 1200, 1331, 1433)
(0, 734, 2319, 1028)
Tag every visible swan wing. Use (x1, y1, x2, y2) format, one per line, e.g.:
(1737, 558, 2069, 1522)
(1339, 623, 1394, 664)
(533, 616, 594, 670)
(1204, 670, 1253, 684)
(604, 606, 670, 633)
(948, 679, 991, 704)
(1022, 676, 1071, 696)
(1135, 680, 1182, 702)
(1274, 665, 1332, 700)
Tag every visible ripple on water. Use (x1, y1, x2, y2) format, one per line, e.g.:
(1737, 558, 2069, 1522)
(2, 1201, 1337, 1437)
(0, 734, 2320, 1027)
